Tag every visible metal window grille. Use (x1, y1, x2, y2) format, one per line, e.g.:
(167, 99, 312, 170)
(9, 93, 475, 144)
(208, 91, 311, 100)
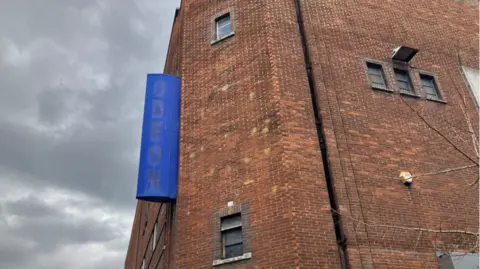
(420, 74, 439, 98)
(394, 68, 414, 92)
(221, 214, 243, 259)
(367, 62, 387, 89)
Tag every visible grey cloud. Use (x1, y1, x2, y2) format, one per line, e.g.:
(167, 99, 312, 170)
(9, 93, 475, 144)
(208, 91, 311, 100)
(36, 86, 74, 125)
(101, 2, 151, 61)
(93, 256, 126, 269)
(0, 0, 99, 48)
(84, 78, 144, 124)
(0, 40, 79, 118)
(0, 194, 126, 268)
(9, 214, 116, 247)
(0, 233, 33, 265)
(3, 196, 58, 218)
(0, 119, 139, 207)
(0, 0, 181, 268)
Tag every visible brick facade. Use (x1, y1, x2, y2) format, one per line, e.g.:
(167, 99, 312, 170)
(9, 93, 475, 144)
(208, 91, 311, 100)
(126, 1, 479, 268)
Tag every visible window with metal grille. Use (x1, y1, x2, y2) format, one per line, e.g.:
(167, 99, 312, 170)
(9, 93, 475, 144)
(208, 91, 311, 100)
(420, 74, 440, 99)
(221, 214, 243, 259)
(366, 62, 387, 89)
(215, 13, 232, 40)
(394, 68, 414, 93)
(152, 220, 158, 250)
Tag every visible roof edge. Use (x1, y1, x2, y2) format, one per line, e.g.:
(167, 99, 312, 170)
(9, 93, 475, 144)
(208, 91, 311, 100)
(162, 5, 182, 73)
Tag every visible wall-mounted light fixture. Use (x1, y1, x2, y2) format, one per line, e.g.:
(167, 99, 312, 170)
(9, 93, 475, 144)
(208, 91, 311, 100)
(391, 46, 419, 62)
(399, 171, 413, 186)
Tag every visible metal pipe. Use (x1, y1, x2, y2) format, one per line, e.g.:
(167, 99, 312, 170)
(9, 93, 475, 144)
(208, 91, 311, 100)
(292, 1, 349, 268)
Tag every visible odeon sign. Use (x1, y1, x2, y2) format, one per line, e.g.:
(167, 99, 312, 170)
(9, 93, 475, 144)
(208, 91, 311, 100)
(136, 74, 180, 203)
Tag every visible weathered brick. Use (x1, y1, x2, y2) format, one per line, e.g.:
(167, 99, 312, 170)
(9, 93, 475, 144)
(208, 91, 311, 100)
(126, 1, 479, 268)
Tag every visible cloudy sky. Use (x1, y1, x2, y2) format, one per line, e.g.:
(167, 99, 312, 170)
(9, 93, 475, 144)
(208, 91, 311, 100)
(0, 0, 180, 268)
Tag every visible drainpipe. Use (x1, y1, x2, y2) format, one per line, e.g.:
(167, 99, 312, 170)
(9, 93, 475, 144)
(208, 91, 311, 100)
(292, 0, 349, 268)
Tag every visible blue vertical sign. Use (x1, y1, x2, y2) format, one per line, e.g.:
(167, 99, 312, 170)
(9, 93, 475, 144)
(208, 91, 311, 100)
(136, 74, 180, 202)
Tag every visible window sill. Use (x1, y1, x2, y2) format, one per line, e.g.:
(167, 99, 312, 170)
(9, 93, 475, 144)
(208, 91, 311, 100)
(426, 96, 447, 104)
(212, 252, 252, 266)
(399, 90, 420, 98)
(211, 32, 235, 45)
(371, 86, 393, 93)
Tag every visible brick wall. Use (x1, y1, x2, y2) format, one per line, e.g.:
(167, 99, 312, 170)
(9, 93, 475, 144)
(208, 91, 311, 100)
(125, 202, 140, 269)
(299, 0, 479, 268)
(126, 0, 479, 268)
(173, 0, 340, 268)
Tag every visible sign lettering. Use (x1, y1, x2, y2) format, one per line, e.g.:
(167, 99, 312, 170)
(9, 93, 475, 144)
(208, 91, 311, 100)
(136, 74, 180, 202)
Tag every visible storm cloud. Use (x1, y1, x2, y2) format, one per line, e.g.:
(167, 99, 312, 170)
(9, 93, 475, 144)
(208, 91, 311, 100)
(0, 0, 180, 268)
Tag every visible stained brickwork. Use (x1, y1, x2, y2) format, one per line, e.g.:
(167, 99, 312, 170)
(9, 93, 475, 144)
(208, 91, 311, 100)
(298, 0, 479, 268)
(126, 0, 479, 268)
(174, 0, 340, 268)
(124, 201, 174, 269)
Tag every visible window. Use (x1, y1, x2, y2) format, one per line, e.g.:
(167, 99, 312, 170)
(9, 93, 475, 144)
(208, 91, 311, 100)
(221, 214, 243, 259)
(420, 74, 440, 99)
(436, 252, 479, 269)
(215, 13, 232, 40)
(394, 68, 414, 93)
(461, 66, 479, 108)
(366, 62, 387, 89)
(152, 220, 158, 250)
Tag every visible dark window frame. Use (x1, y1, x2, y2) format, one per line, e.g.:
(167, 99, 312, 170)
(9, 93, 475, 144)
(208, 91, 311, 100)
(394, 68, 415, 93)
(366, 62, 388, 90)
(419, 73, 446, 103)
(220, 213, 243, 259)
(212, 12, 234, 44)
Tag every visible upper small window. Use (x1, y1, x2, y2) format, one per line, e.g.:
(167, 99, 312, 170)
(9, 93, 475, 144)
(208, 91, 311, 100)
(420, 74, 440, 99)
(215, 13, 232, 40)
(394, 68, 414, 93)
(221, 214, 243, 259)
(366, 62, 387, 90)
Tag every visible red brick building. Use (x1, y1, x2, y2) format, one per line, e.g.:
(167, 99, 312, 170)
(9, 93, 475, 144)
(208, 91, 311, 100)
(125, 1, 479, 268)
